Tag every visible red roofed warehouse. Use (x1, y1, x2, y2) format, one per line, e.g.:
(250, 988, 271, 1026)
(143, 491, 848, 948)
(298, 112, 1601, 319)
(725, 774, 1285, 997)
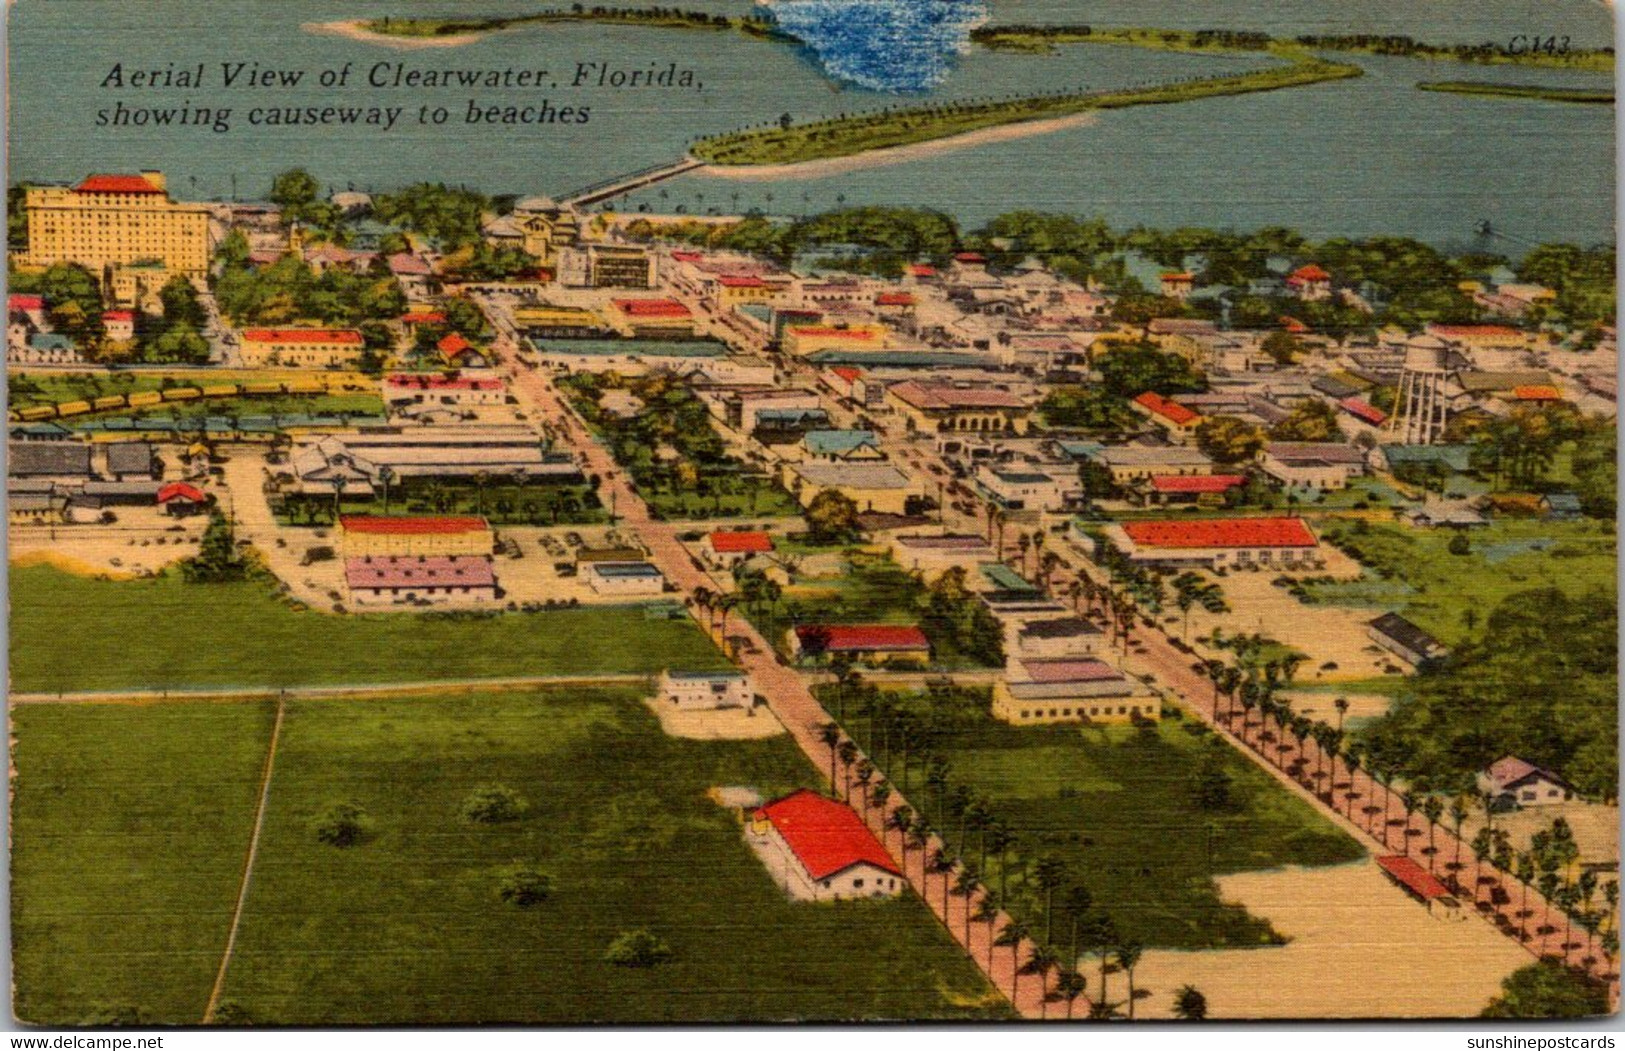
(1107, 516, 1321, 571)
(338, 515, 494, 559)
(790, 624, 932, 667)
(1142, 473, 1247, 506)
(384, 372, 505, 409)
(239, 327, 364, 369)
(750, 789, 902, 900)
(701, 529, 775, 566)
(608, 297, 696, 338)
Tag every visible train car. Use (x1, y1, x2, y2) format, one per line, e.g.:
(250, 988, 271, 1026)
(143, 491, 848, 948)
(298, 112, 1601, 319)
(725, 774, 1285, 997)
(242, 381, 283, 396)
(56, 400, 93, 418)
(285, 379, 325, 395)
(16, 405, 58, 422)
(202, 384, 238, 398)
(161, 386, 204, 402)
(127, 391, 163, 408)
(92, 395, 127, 411)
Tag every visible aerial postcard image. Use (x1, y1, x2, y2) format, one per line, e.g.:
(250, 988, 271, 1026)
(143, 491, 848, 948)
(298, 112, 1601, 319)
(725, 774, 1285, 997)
(4, 0, 1619, 1028)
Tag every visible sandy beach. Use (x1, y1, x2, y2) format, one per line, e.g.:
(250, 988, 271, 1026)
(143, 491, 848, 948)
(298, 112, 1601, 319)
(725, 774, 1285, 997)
(302, 19, 489, 50)
(700, 113, 1101, 180)
(1132, 861, 1529, 1019)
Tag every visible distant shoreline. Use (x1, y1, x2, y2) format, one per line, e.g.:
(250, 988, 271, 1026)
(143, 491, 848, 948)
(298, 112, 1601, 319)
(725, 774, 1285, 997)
(302, 19, 490, 49)
(700, 112, 1101, 180)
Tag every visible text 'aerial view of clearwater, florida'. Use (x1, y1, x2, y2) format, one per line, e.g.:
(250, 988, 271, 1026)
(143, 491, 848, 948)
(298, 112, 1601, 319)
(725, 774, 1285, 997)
(4, 0, 1619, 1027)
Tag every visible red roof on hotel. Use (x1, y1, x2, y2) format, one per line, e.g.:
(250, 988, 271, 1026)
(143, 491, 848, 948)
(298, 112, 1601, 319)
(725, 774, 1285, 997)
(1339, 397, 1387, 425)
(1149, 474, 1247, 493)
(708, 530, 774, 554)
(755, 789, 900, 881)
(614, 298, 693, 319)
(1288, 264, 1330, 282)
(1122, 517, 1317, 550)
(75, 174, 164, 195)
(1377, 855, 1452, 901)
(795, 624, 931, 652)
(156, 482, 206, 504)
(1134, 391, 1200, 426)
(341, 515, 489, 536)
(242, 328, 363, 345)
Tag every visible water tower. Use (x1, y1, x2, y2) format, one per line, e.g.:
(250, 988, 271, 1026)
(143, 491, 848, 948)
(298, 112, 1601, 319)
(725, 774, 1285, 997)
(1387, 338, 1451, 445)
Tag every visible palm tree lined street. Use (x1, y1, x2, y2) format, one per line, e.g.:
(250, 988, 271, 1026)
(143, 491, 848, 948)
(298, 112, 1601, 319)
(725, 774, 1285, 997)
(490, 332, 1075, 1020)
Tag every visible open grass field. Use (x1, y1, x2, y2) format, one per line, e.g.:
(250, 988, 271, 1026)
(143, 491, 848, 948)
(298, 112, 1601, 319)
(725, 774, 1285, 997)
(12, 702, 277, 1025)
(12, 690, 1008, 1024)
(929, 712, 1364, 950)
(9, 566, 729, 693)
(1308, 519, 1616, 646)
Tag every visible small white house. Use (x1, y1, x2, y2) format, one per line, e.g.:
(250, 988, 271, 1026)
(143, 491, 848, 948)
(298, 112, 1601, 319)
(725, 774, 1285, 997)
(976, 465, 1070, 512)
(1477, 757, 1575, 810)
(657, 669, 753, 710)
(584, 560, 666, 596)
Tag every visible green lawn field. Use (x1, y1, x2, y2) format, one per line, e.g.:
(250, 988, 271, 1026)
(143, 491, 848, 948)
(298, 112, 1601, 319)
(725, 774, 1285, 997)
(840, 690, 1364, 952)
(12, 701, 277, 1025)
(12, 690, 1009, 1024)
(1309, 519, 1617, 646)
(9, 566, 728, 693)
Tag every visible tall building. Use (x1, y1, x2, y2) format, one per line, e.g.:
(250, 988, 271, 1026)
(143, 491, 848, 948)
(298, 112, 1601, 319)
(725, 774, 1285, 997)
(17, 172, 213, 307)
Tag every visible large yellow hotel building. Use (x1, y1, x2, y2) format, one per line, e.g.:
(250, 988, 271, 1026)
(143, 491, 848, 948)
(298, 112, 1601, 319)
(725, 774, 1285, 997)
(16, 171, 212, 308)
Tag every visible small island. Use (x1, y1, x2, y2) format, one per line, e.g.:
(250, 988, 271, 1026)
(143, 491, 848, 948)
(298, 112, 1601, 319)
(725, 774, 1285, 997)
(353, 7, 795, 44)
(1417, 80, 1614, 104)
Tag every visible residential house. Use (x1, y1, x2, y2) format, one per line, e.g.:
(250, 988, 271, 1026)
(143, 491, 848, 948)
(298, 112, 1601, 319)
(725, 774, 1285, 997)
(801, 430, 885, 463)
(701, 530, 774, 567)
(750, 789, 903, 901)
(789, 624, 931, 667)
(1258, 442, 1367, 492)
(1477, 757, 1575, 809)
(975, 465, 1069, 512)
(656, 669, 753, 710)
(1131, 391, 1202, 442)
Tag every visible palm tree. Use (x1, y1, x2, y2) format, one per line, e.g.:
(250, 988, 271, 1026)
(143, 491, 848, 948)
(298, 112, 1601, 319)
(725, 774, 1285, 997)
(1172, 985, 1208, 1020)
(1062, 883, 1094, 970)
(836, 739, 859, 801)
(1448, 796, 1470, 890)
(972, 892, 1001, 968)
(952, 865, 982, 944)
(1056, 969, 1087, 1019)
(817, 723, 841, 795)
(888, 804, 914, 865)
(377, 465, 396, 515)
(1515, 851, 1537, 937)
(1471, 827, 1494, 906)
(1114, 941, 1144, 1019)
(1421, 795, 1445, 873)
(928, 847, 957, 909)
(853, 761, 874, 818)
(1333, 696, 1349, 734)
(1021, 944, 1059, 1019)
(1036, 856, 1067, 946)
(993, 919, 1030, 1001)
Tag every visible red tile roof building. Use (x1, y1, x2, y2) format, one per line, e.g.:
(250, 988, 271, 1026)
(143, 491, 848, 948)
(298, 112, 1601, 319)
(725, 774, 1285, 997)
(1133, 391, 1201, 429)
(156, 482, 207, 505)
(1148, 473, 1247, 494)
(612, 298, 692, 319)
(791, 624, 931, 660)
(1338, 397, 1388, 426)
(238, 328, 364, 368)
(1109, 517, 1319, 569)
(705, 530, 775, 556)
(752, 789, 902, 899)
(74, 174, 166, 195)
(1376, 855, 1458, 913)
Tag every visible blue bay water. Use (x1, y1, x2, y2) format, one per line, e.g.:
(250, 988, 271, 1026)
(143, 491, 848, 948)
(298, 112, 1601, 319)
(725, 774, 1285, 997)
(6, 0, 1615, 248)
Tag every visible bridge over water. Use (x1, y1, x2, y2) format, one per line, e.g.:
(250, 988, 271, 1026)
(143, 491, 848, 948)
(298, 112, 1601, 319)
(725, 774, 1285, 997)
(558, 157, 706, 207)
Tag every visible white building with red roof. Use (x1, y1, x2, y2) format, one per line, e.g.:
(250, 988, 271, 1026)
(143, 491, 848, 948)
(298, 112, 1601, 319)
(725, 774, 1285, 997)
(607, 297, 696, 338)
(789, 624, 931, 667)
(750, 789, 902, 900)
(383, 372, 505, 410)
(700, 529, 775, 567)
(1105, 516, 1321, 570)
(1131, 391, 1202, 442)
(1286, 264, 1332, 301)
(239, 327, 364, 369)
